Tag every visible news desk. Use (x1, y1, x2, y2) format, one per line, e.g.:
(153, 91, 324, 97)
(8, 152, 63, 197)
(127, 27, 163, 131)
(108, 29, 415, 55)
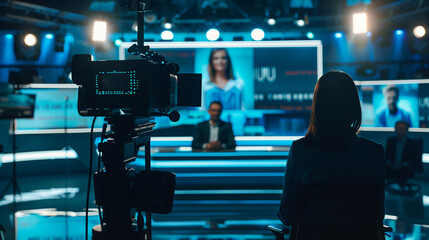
(129, 137, 293, 234)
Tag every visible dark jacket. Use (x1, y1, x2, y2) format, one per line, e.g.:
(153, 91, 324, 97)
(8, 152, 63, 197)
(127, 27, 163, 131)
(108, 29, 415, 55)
(385, 136, 423, 173)
(191, 120, 236, 149)
(278, 135, 385, 226)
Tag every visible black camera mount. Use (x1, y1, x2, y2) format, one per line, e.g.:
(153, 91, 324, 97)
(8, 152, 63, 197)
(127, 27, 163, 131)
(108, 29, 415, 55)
(89, 1, 177, 239)
(92, 116, 175, 240)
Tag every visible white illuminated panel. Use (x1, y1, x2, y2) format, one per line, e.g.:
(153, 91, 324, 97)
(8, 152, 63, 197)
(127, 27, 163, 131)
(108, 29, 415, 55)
(1, 149, 78, 163)
(0, 188, 79, 207)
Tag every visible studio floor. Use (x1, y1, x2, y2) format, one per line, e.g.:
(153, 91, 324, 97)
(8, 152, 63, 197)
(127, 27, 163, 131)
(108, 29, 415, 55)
(0, 149, 428, 240)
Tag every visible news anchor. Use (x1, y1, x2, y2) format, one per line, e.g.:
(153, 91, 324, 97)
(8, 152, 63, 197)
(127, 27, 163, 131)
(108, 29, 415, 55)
(192, 101, 236, 150)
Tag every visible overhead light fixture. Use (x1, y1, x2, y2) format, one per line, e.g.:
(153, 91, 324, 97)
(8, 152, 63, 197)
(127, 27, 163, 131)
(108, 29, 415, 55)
(114, 38, 124, 47)
(163, 22, 173, 30)
(335, 32, 343, 38)
(352, 12, 367, 34)
(45, 33, 54, 39)
(267, 18, 276, 26)
(14, 31, 41, 60)
(5, 34, 13, 39)
(162, 19, 173, 30)
(251, 28, 265, 41)
(92, 20, 107, 42)
(413, 25, 426, 38)
(395, 29, 404, 36)
(294, 10, 308, 27)
(206, 28, 220, 41)
(306, 32, 314, 39)
(161, 30, 174, 40)
(24, 33, 37, 47)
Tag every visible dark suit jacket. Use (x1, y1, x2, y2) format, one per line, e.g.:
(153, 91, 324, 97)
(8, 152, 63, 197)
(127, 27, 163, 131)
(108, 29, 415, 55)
(385, 136, 423, 173)
(278, 136, 385, 226)
(191, 120, 236, 149)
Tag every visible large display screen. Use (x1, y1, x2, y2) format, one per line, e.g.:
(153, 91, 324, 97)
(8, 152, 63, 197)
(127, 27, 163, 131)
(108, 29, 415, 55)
(357, 79, 429, 129)
(16, 84, 104, 133)
(120, 41, 323, 136)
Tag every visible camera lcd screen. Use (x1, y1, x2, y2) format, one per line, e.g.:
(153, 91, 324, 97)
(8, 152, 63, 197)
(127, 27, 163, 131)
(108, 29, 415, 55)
(96, 71, 138, 95)
(100, 73, 130, 91)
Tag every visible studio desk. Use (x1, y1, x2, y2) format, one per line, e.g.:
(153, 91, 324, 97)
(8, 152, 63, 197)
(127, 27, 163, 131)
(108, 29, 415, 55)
(130, 136, 295, 234)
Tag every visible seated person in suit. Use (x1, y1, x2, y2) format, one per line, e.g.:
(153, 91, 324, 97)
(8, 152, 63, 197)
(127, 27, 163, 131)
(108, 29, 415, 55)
(385, 120, 423, 184)
(278, 71, 385, 226)
(192, 101, 236, 150)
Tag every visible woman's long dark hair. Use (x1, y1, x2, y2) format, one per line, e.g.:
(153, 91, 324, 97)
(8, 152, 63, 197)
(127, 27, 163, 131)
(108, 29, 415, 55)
(208, 48, 235, 83)
(305, 71, 362, 144)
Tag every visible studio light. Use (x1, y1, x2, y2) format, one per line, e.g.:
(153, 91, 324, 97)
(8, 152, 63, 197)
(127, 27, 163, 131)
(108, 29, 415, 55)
(335, 32, 343, 38)
(251, 28, 265, 41)
(352, 12, 367, 34)
(161, 30, 174, 40)
(294, 11, 308, 27)
(162, 19, 173, 30)
(206, 28, 220, 41)
(395, 29, 404, 35)
(413, 25, 426, 38)
(307, 32, 314, 39)
(267, 18, 276, 26)
(92, 20, 107, 42)
(114, 38, 123, 47)
(24, 33, 37, 47)
(295, 19, 305, 27)
(14, 32, 41, 60)
(5, 34, 13, 39)
(45, 33, 54, 39)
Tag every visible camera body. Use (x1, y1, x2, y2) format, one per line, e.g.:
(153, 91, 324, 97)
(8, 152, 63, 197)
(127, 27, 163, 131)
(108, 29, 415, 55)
(72, 54, 201, 117)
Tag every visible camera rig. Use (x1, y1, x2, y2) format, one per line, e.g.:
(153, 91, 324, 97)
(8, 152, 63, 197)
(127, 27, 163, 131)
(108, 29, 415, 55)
(71, 0, 202, 239)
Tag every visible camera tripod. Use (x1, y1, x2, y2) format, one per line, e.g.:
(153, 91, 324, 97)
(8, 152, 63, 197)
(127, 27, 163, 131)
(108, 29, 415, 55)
(91, 116, 175, 240)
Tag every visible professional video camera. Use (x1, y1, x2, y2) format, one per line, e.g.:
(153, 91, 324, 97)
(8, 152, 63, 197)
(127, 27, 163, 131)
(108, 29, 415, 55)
(71, 11, 201, 120)
(70, 1, 202, 240)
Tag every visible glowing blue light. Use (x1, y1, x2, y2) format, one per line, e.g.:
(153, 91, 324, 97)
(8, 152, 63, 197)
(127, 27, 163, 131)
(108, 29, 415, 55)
(65, 34, 74, 42)
(335, 32, 343, 38)
(395, 29, 404, 35)
(5, 34, 13, 39)
(366, 31, 372, 37)
(114, 38, 123, 47)
(45, 33, 54, 39)
(307, 32, 314, 39)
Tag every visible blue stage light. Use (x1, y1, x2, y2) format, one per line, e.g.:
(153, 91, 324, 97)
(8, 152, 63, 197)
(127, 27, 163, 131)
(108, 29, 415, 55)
(5, 34, 13, 39)
(307, 32, 314, 39)
(114, 38, 123, 47)
(395, 29, 404, 35)
(45, 33, 54, 39)
(335, 32, 343, 38)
